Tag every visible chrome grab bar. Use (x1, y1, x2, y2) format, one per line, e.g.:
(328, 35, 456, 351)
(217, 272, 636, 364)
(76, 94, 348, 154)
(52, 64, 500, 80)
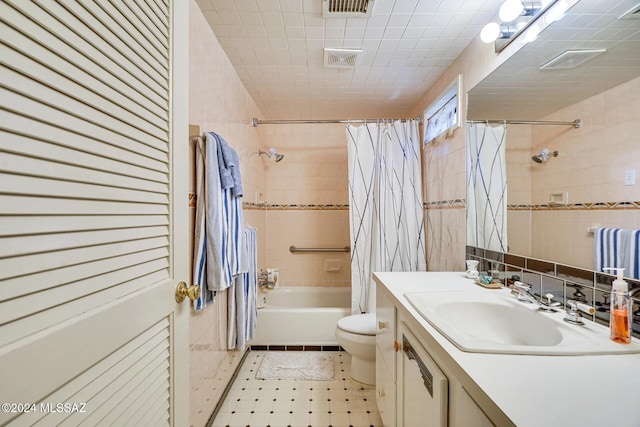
(289, 245, 350, 253)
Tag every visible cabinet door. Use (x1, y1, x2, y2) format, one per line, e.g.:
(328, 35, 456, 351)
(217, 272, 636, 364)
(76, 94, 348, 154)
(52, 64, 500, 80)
(376, 346, 396, 427)
(399, 324, 448, 427)
(376, 286, 397, 381)
(450, 385, 495, 427)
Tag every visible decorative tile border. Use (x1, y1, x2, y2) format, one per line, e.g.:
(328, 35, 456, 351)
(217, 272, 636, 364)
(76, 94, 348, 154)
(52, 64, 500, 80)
(243, 202, 349, 210)
(243, 200, 639, 211)
(508, 201, 640, 210)
(424, 199, 466, 209)
(249, 345, 343, 351)
(246, 200, 471, 210)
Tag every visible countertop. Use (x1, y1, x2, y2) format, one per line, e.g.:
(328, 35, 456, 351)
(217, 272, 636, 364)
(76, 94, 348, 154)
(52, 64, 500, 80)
(373, 271, 640, 427)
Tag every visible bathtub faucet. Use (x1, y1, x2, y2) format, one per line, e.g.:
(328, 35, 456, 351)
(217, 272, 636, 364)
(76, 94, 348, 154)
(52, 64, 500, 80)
(258, 269, 277, 289)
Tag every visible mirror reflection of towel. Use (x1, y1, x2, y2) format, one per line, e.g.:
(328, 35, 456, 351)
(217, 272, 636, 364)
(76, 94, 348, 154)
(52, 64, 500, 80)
(596, 228, 640, 279)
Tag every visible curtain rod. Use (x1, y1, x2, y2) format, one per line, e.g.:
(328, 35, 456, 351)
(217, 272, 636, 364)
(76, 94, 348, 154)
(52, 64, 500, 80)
(467, 119, 581, 128)
(250, 117, 422, 127)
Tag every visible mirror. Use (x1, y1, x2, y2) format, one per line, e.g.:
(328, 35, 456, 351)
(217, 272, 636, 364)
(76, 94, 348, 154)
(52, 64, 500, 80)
(467, 0, 640, 278)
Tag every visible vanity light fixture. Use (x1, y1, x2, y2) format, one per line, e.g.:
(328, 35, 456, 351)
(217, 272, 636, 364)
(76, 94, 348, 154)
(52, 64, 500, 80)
(480, 0, 565, 50)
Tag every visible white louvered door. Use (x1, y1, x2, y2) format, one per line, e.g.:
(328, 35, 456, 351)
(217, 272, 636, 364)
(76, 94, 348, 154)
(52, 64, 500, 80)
(0, 0, 189, 426)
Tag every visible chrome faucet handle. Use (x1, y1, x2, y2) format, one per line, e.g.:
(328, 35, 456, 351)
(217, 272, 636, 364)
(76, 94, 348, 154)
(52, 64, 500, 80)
(544, 293, 554, 305)
(564, 300, 595, 325)
(538, 293, 561, 312)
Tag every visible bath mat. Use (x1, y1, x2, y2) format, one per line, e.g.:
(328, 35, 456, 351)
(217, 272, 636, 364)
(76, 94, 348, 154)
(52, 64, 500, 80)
(256, 352, 334, 381)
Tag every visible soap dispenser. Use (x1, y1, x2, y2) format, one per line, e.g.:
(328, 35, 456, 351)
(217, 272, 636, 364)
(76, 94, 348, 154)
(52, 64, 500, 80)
(604, 267, 632, 344)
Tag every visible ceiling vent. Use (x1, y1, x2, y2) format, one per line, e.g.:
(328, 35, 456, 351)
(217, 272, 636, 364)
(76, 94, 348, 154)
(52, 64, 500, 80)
(539, 49, 606, 70)
(619, 3, 640, 19)
(324, 48, 362, 68)
(322, 0, 374, 18)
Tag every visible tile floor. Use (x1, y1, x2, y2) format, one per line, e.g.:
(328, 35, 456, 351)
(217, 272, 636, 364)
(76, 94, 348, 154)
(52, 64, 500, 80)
(211, 351, 382, 427)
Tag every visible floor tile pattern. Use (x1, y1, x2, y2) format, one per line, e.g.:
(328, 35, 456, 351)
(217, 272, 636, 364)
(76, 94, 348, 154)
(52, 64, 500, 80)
(211, 351, 382, 427)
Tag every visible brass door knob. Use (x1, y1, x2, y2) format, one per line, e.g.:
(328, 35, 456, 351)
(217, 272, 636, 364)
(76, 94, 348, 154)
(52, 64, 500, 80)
(175, 281, 200, 303)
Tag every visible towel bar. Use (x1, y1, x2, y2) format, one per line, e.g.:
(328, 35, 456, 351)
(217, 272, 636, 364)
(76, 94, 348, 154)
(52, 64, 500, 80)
(289, 245, 350, 253)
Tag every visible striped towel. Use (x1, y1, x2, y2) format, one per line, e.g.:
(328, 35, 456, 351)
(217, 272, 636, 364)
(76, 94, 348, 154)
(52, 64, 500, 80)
(228, 226, 257, 351)
(192, 133, 236, 310)
(621, 229, 639, 279)
(596, 228, 640, 279)
(192, 135, 221, 310)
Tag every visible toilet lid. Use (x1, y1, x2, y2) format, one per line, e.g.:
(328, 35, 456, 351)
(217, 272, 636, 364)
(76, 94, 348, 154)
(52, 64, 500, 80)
(337, 313, 378, 335)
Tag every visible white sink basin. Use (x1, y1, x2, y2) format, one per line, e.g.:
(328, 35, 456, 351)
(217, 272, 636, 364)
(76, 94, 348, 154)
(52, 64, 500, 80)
(404, 290, 640, 356)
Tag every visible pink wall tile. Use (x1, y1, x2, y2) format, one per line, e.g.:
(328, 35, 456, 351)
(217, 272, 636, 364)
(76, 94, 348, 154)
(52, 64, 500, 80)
(188, 1, 267, 424)
(506, 76, 640, 270)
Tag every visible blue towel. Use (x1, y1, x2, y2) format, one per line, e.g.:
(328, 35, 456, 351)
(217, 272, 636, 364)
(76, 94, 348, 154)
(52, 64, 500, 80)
(208, 131, 243, 197)
(228, 226, 257, 351)
(596, 227, 640, 280)
(193, 136, 220, 310)
(621, 229, 640, 280)
(193, 133, 232, 310)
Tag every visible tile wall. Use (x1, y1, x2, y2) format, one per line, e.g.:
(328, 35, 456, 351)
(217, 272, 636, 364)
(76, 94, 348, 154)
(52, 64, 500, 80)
(506, 75, 640, 270)
(529, 75, 640, 269)
(408, 26, 520, 272)
(256, 123, 351, 288)
(467, 246, 640, 339)
(409, 27, 639, 275)
(188, 1, 266, 425)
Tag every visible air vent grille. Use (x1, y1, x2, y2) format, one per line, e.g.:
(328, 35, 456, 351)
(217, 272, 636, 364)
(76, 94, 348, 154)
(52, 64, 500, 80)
(539, 49, 606, 70)
(324, 48, 362, 68)
(322, 0, 374, 18)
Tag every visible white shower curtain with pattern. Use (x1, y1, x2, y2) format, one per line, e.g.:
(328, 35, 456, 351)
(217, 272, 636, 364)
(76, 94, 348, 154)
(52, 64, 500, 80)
(466, 122, 508, 252)
(347, 120, 426, 314)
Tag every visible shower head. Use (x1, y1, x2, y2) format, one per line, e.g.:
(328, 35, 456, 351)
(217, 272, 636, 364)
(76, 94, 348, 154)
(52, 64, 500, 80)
(258, 147, 284, 162)
(532, 148, 558, 163)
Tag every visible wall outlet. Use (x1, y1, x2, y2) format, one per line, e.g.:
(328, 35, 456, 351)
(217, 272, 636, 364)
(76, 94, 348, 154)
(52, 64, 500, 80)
(624, 169, 636, 186)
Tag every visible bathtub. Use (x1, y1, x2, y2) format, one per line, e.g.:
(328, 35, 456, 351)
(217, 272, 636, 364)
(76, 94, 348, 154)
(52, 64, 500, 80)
(251, 287, 351, 346)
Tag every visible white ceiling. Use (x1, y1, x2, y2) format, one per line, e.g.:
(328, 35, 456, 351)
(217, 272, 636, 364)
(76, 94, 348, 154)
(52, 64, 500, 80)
(195, 0, 506, 120)
(468, 0, 640, 120)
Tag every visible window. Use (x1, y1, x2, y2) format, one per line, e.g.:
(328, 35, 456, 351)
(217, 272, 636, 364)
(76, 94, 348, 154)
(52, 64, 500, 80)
(423, 75, 462, 144)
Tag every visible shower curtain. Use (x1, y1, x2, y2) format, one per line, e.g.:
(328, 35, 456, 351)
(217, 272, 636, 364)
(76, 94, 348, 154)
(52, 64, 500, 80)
(466, 122, 507, 252)
(347, 120, 426, 314)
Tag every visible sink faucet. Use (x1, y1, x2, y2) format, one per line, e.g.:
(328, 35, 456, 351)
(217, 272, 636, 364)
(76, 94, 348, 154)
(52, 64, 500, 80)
(564, 300, 596, 325)
(512, 281, 561, 312)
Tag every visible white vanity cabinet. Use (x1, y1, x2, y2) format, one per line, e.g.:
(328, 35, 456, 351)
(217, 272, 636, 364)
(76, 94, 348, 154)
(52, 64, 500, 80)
(375, 280, 498, 427)
(398, 323, 448, 427)
(376, 286, 397, 427)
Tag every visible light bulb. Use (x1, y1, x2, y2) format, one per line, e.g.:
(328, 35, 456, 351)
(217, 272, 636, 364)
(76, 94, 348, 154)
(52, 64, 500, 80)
(522, 23, 540, 44)
(499, 0, 524, 23)
(481, 22, 501, 43)
(545, 0, 568, 24)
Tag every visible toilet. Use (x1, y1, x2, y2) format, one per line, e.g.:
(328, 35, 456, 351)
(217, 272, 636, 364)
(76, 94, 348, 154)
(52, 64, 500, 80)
(335, 313, 378, 385)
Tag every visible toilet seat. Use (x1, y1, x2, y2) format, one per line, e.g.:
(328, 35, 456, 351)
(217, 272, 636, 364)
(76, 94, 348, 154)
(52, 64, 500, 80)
(337, 313, 378, 335)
